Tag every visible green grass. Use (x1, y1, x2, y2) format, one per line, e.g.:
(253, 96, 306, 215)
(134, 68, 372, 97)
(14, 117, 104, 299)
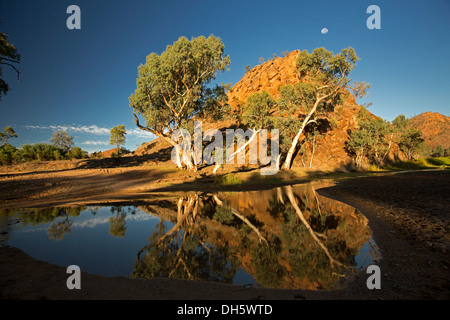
(243, 172, 283, 185)
(385, 156, 450, 171)
(214, 173, 243, 185)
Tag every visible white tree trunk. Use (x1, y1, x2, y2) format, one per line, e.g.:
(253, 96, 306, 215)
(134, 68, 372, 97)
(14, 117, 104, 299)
(213, 128, 260, 174)
(283, 101, 321, 170)
(285, 186, 343, 268)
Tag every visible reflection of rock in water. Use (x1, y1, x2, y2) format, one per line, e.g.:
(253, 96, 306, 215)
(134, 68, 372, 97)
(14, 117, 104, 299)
(133, 181, 374, 290)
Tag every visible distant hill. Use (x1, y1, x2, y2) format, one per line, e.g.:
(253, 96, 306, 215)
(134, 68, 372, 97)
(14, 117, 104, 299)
(410, 112, 450, 149)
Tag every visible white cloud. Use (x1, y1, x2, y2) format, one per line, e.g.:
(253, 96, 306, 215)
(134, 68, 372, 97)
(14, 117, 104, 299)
(127, 128, 155, 139)
(24, 124, 110, 135)
(24, 125, 156, 139)
(80, 140, 109, 146)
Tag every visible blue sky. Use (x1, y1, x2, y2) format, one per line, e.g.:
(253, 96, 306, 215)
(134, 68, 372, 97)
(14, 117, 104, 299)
(1, 0, 449, 152)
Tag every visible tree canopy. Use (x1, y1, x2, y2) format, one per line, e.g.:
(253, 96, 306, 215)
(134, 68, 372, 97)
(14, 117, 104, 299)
(0, 126, 17, 147)
(129, 35, 230, 169)
(280, 47, 363, 169)
(392, 115, 426, 161)
(347, 107, 392, 167)
(110, 125, 126, 156)
(50, 130, 74, 154)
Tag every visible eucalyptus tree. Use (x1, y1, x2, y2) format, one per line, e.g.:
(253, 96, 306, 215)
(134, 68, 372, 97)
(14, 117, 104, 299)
(213, 90, 277, 174)
(392, 115, 425, 160)
(129, 35, 230, 170)
(280, 47, 365, 169)
(0, 126, 17, 147)
(347, 107, 392, 167)
(109, 125, 126, 156)
(51, 130, 74, 157)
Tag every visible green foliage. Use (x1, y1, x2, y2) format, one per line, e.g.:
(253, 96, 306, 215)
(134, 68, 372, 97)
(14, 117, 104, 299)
(109, 212, 127, 238)
(213, 205, 234, 224)
(0, 32, 21, 100)
(296, 47, 359, 88)
(385, 156, 450, 170)
(431, 145, 449, 157)
(0, 143, 19, 165)
(427, 157, 450, 166)
(71, 146, 88, 159)
(50, 130, 74, 153)
(133, 223, 239, 283)
(0, 126, 18, 147)
(280, 47, 363, 169)
(90, 151, 104, 159)
(20, 143, 65, 162)
(129, 35, 230, 136)
(244, 90, 277, 129)
(0, 141, 88, 166)
(251, 242, 287, 288)
(110, 125, 126, 156)
(347, 107, 392, 167)
(392, 114, 426, 160)
(110, 125, 126, 146)
(330, 117, 339, 129)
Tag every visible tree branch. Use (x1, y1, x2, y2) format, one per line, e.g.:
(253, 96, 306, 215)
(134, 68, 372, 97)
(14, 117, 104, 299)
(1, 62, 20, 80)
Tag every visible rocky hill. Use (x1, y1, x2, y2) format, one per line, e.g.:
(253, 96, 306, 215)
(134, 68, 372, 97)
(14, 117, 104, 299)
(410, 112, 450, 149)
(227, 50, 301, 106)
(134, 50, 368, 169)
(225, 50, 365, 169)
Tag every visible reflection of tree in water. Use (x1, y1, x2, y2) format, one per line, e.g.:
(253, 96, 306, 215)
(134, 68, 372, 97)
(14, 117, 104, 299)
(0, 207, 84, 226)
(132, 186, 371, 289)
(44, 207, 84, 241)
(256, 185, 371, 289)
(109, 206, 131, 238)
(0, 205, 135, 241)
(0, 185, 372, 289)
(132, 194, 240, 283)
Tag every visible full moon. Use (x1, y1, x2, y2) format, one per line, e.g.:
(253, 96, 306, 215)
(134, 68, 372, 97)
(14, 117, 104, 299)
(321, 28, 328, 34)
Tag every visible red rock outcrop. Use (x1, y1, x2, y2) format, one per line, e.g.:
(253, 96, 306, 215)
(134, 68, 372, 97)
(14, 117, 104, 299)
(410, 112, 450, 149)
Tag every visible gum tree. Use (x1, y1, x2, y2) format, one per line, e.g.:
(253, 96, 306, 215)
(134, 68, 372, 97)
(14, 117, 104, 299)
(129, 35, 230, 170)
(109, 125, 126, 156)
(0, 126, 17, 147)
(50, 130, 74, 158)
(347, 107, 391, 167)
(392, 115, 425, 161)
(213, 90, 277, 174)
(281, 47, 365, 169)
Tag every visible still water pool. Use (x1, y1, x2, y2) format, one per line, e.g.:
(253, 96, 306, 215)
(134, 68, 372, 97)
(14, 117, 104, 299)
(0, 181, 379, 290)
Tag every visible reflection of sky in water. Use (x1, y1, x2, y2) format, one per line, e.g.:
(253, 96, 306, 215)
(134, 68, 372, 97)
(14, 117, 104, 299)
(355, 238, 380, 270)
(4, 207, 254, 282)
(4, 207, 168, 277)
(16, 210, 159, 233)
